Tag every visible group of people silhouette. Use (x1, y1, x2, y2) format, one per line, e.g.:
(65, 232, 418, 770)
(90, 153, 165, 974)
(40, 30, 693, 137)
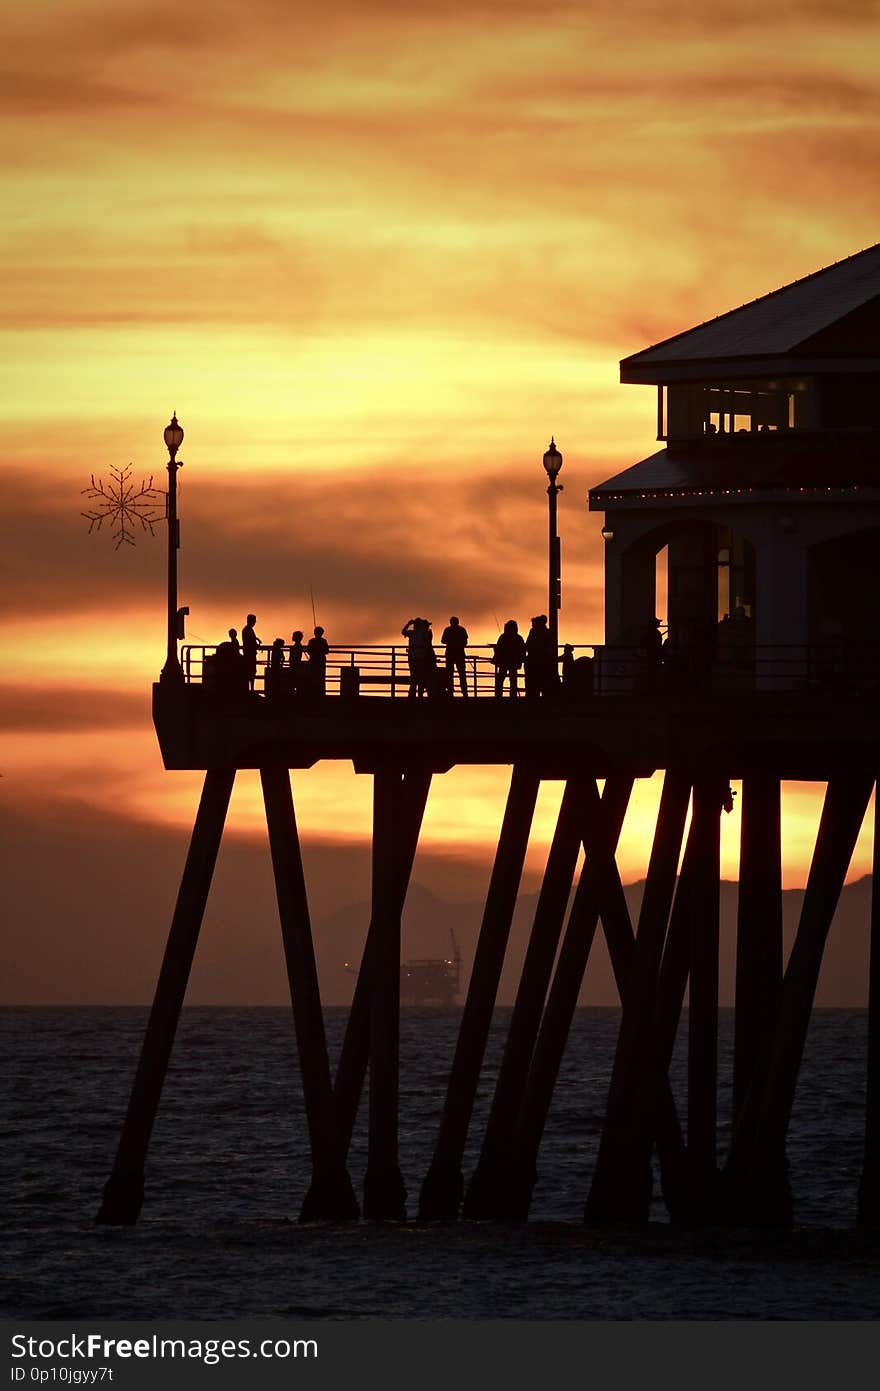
(403, 613, 562, 700)
(402, 616, 471, 699)
(209, 611, 576, 700)
(214, 615, 330, 694)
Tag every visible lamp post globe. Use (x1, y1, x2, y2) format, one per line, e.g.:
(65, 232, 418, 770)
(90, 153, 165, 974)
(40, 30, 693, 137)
(164, 412, 184, 460)
(543, 437, 563, 481)
(160, 412, 185, 685)
(543, 438, 563, 652)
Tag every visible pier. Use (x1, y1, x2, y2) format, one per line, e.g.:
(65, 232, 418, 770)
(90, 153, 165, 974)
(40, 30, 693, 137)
(99, 242, 880, 1228)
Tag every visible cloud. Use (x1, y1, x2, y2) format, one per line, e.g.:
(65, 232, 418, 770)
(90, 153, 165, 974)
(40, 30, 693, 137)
(2, 0, 879, 917)
(0, 465, 608, 644)
(0, 684, 148, 732)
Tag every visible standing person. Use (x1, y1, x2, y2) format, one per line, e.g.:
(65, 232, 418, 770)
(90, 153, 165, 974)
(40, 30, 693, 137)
(242, 613, 261, 691)
(267, 637, 285, 695)
(525, 614, 557, 699)
(289, 630, 305, 693)
(306, 625, 329, 695)
(402, 617, 432, 699)
(493, 619, 526, 698)
(213, 627, 243, 691)
(441, 616, 469, 698)
(561, 643, 575, 687)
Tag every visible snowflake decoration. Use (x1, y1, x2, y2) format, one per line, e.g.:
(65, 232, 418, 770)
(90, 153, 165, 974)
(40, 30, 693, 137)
(81, 464, 164, 549)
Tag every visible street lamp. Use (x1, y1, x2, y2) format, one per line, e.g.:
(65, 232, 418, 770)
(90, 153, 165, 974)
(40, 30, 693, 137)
(542, 437, 563, 651)
(160, 412, 185, 685)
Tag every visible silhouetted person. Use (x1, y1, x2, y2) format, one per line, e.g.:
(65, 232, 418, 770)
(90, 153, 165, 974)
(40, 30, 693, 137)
(525, 614, 557, 699)
(562, 643, 574, 685)
(403, 617, 434, 699)
(289, 630, 305, 692)
(212, 627, 245, 693)
(307, 626, 329, 694)
(493, 619, 526, 698)
(267, 637, 285, 695)
(242, 614, 261, 691)
(441, 616, 469, 697)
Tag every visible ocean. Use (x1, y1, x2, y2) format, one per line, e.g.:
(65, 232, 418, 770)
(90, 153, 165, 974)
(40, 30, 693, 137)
(4, 1006, 879, 1319)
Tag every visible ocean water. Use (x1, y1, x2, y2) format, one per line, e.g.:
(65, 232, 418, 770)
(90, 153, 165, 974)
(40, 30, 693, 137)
(3, 1006, 879, 1319)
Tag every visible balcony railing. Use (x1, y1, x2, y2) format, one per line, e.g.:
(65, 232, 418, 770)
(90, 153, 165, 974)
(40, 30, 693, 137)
(177, 642, 880, 700)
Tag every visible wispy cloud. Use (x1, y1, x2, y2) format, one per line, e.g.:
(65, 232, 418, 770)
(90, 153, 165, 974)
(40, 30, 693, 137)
(2, 0, 878, 926)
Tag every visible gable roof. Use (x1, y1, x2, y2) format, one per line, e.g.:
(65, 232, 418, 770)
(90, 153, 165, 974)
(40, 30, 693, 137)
(621, 243, 880, 379)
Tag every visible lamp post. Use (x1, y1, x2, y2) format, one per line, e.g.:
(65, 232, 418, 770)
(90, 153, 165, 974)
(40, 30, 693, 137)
(160, 412, 185, 685)
(542, 437, 563, 651)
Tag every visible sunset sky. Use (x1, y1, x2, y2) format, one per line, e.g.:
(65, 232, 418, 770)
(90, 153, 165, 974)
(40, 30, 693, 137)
(3, 0, 880, 1001)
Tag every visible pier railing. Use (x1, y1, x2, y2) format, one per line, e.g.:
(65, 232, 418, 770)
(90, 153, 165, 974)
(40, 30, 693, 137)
(178, 641, 880, 699)
(181, 643, 598, 697)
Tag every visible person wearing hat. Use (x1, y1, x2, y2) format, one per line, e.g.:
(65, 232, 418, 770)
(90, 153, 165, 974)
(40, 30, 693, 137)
(307, 625, 329, 695)
(402, 616, 434, 698)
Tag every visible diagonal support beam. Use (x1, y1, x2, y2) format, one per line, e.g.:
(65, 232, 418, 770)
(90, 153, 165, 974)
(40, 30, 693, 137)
(509, 776, 690, 1222)
(499, 776, 633, 1219)
(685, 776, 723, 1219)
(728, 772, 874, 1225)
(260, 766, 358, 1221)
(418, 766, 540, 1220)
(732, 773, 783, 1134)
(363, 767, 430, 1219)
(463, 775, 593, 1219)
(334, 769, 431, 1159)
(859, 784, 880, 1225)
(97, 767, 236, 1225)
(584, 768, 691, 1225)
(417, 767, 539, 1224)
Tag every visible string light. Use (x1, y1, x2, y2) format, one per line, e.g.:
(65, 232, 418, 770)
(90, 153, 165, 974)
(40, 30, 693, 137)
(590, 484, 864, 504)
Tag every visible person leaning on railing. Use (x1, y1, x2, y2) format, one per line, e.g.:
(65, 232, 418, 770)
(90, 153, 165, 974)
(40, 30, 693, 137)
(524, 614, 558, 700)
(493, 620, 526, 698)
(306, 627, 329, 695)
(402, 617, 435, 699)
(289, 630, 306, 693)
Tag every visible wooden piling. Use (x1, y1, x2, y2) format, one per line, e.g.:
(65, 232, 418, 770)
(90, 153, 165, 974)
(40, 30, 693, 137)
(97, 767, 236, 1225)
(334, 770, 431, 1159)
(732, 773, 783, 1132)
(462, 776, 590, 1219)
(685, 776, 723, 1218)
(260, 766, 359, 1221)
(594, 798, 704, 1226)
(731, 773, 874, 1225)
(499, 776, 633, 1219)
(363, 768, 410, 1220)
(418, 765, 540, 1220)
(584, 768, 691, 1224)
(858, 783, 880, 1226)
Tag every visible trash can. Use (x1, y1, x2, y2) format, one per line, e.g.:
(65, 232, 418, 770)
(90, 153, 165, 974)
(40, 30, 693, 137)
(340, 665, 361, 698)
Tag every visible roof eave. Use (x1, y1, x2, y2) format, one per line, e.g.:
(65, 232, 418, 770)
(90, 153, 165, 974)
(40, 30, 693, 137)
(619, 354, 880, 385)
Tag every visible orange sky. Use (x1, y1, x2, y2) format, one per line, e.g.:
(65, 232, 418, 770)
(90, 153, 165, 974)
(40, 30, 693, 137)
(3, 0, 880, 999)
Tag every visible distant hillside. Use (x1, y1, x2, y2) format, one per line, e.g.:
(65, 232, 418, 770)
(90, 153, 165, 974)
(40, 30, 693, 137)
(314, 875, 874, 1008)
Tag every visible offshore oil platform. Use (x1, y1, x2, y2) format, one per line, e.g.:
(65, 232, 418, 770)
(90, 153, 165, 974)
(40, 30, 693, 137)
(345, 930, 462, 1007)
(98, 242, 880, 1228)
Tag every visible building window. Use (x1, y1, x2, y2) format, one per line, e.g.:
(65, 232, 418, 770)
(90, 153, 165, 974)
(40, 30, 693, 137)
(659, 379, 815, 440)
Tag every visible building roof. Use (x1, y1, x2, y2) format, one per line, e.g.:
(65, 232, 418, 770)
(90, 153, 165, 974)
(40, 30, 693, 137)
(589, 435, 880, 507)
(621, 244, 880, 382)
